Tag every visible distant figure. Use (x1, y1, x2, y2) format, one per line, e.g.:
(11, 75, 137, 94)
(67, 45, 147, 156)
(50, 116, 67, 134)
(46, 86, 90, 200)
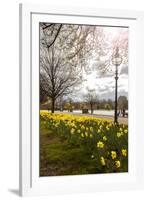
(122, 109, 125, 117)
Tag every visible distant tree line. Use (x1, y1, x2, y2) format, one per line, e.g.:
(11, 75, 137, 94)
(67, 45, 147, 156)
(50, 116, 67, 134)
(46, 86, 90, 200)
(40, 95, 128, 116)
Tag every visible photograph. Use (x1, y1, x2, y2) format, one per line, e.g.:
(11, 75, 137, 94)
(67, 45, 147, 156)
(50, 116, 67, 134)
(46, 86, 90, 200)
(39, 22, 128, 176)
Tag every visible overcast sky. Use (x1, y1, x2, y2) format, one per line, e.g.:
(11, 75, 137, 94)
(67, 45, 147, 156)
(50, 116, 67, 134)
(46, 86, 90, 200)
(69, 26, 129, 101)
(70, 64, 128, 101)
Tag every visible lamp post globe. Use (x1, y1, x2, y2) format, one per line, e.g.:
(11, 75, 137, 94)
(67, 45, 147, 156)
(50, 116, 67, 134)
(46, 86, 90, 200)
(112, 47, 122, 124)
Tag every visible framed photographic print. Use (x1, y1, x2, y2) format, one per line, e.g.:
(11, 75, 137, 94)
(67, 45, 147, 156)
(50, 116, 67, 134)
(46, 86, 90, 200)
(19, 3, 144, 197)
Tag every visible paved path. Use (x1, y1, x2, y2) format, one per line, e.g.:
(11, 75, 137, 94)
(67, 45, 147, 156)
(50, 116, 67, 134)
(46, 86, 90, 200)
(55, 111, 128, 125)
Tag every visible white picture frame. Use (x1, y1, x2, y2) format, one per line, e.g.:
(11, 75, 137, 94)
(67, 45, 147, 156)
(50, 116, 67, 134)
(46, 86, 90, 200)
(19, 3, 144, 197)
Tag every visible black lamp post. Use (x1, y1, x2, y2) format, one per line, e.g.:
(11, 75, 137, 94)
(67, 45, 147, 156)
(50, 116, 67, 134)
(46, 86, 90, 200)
(112, 47, 122, 123)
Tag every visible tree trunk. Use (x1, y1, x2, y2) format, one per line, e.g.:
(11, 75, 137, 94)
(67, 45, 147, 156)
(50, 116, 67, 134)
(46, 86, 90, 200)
(51, 98, 55, 113)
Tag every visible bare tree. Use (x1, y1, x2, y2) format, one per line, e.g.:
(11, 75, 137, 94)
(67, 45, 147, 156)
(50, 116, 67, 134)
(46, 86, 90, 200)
(40, 73, 48, 103)
(40, 46, 81, 113)
(84, 89, 98, 114)
(40, 23, 96, 113)
(40, 23, 63, 48)
(92, 27, 129, 75)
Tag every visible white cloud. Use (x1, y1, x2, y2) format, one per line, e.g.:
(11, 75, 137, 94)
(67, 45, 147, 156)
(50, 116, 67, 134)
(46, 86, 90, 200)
(70, 69, 128, 101)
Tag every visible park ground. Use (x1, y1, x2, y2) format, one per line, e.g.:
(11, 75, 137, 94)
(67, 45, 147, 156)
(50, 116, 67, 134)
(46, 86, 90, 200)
(40, 111, 128, 176)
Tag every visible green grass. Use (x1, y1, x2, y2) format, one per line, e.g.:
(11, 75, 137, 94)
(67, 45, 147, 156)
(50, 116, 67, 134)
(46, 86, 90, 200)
(40, 126, 106, 176)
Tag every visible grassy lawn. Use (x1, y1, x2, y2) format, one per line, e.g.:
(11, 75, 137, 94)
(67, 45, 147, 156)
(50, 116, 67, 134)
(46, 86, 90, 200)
(40, 127, 103, 176)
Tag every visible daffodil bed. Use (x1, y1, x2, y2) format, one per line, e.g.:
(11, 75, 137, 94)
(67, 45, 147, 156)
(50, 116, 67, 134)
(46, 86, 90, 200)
(40, 111, 128, 176)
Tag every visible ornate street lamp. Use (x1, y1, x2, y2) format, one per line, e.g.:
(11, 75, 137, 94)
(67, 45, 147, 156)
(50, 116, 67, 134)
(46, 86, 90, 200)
(112, 47, 122, 123)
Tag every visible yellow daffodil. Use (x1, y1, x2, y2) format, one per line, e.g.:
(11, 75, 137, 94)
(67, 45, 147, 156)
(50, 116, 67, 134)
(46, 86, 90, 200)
(81, 125, 85, 130)
(103, 136, 107, 141)
(77, 129, 81, 133)
(70, 128, 75, 134)
(81, 133, 84, 137)
(90, 127, 93, 132)
(121, 149, 127, 157)
(115, 160, 121, 168)
(97, 129, 101, 133)
(100, 156, 106, 166)
(85, 132, 88, 137)
(111, 151, 117, 159)
(119, 128, 123, 132)
(117, 132, 122, 138)
(124, 129, 128, 134)
(106, 126, 110, 131)
(100, 125, 103, 130)
(97, 141, 104, 148)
